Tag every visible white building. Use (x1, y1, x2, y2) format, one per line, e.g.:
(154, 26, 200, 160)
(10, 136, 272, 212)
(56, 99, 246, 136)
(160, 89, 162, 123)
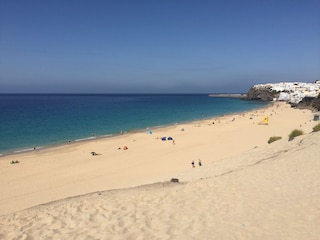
(253, 81, 320, 104)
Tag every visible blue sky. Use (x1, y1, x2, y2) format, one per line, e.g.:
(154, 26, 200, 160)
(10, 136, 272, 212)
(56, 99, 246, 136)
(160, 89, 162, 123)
(0, 0, 319, 93)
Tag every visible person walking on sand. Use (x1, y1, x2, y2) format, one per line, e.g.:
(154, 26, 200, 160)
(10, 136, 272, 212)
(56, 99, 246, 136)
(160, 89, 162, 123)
(191, 160, 195, 168)
(198, 159, 202, 167)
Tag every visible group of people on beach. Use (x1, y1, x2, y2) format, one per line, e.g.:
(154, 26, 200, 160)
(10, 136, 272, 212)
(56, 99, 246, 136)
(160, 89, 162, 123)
(191, 159, 202, 168)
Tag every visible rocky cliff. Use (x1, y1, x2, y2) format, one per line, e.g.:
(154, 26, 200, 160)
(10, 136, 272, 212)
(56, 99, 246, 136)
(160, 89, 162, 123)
(246, 86, 279, 101)
(296, 94, 320, 111)
(311, 94, 320, 111)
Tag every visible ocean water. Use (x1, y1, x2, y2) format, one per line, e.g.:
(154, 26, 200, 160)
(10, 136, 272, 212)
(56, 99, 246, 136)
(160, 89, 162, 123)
(0, 94, 268, 155)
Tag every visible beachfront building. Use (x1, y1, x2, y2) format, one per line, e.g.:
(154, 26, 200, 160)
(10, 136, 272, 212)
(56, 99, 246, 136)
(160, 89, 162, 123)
(253, 81, 320, 104)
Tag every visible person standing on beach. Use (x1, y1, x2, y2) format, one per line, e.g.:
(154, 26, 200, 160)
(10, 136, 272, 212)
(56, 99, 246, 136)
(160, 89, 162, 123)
(198, 159, 202, 167)
(191, 160, 195, 168)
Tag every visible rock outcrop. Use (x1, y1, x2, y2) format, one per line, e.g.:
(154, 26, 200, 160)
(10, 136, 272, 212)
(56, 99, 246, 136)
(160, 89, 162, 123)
(246, 86, 279, 101)
(311, 94, 320, 111)
(293, 94, 320, 111)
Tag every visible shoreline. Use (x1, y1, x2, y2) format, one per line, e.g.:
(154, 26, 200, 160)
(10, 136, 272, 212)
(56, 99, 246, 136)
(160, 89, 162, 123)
(0, 102, 269, 157)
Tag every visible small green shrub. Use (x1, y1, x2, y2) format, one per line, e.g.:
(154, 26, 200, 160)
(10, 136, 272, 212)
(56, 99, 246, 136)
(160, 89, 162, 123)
(312, 123, 320, 132)
(288, 129, 304, 141)
(268, 136, 282, 144)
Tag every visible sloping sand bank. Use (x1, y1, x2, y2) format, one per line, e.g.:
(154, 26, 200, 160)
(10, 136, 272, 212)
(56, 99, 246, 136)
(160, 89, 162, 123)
(0, 102, 319, 239)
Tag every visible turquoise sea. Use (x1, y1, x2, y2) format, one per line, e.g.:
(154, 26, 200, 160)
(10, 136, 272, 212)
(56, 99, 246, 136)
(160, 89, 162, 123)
(0, 94, 268, 155)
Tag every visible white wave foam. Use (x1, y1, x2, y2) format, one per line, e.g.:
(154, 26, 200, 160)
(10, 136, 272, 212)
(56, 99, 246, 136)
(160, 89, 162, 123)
(74, 137, 97, 142)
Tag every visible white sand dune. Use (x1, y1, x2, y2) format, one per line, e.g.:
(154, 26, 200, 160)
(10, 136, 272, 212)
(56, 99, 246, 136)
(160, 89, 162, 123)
(0, 102, 319, 239)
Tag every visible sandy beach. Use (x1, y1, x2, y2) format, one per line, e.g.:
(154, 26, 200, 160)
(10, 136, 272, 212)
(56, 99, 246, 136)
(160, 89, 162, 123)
(0, 102, 319, 239)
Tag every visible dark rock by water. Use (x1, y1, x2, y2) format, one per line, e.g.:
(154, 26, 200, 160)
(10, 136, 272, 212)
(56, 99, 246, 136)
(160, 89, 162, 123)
(246, 86, 279, 101)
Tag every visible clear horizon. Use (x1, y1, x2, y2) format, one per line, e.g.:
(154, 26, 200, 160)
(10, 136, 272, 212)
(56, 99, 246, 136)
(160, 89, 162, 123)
(1, 1, 319, 94)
